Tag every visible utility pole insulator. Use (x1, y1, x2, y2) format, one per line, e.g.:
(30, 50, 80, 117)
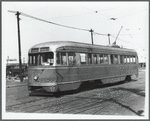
(89, 29, 94, 45)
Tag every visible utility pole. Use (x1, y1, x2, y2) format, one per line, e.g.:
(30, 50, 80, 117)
(16, 11, 23, 82)
(108, 33, 110, 45)
(89, 29, 94, 45)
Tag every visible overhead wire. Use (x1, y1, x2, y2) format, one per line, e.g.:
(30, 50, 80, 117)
(9, 10, 140, 43)
(21, 12, 90, 32)
(19, 11, 110, 36)
(93, 31, 108, 36)
(110, 34, 134, 45)
(22, 19, 58, 38)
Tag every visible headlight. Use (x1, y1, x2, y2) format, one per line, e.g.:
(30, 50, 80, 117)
(34, 75, 39, 81)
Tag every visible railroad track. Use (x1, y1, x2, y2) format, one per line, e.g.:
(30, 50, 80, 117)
(6, 78, 145, 116)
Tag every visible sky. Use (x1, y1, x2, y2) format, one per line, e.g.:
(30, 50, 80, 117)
(2, 1, 148, 64)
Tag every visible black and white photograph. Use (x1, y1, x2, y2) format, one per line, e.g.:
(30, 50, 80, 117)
(2, 1, 149, 120)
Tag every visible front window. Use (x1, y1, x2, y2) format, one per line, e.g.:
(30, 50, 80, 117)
(29, 52, 54, 66)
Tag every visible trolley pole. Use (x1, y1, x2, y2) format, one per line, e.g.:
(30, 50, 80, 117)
(89, 29, 94, 45)
(114, 26, 123, 44)
(108, 33, 110, 45)
(16, 11, 23, 82)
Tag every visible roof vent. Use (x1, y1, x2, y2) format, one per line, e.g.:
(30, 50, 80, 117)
(111, 44, 120, 48)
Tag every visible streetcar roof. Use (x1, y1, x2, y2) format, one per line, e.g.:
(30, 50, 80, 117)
(29, 41, 137, 55)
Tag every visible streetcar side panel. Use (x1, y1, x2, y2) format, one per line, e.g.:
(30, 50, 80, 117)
(56, 67, 81, 91)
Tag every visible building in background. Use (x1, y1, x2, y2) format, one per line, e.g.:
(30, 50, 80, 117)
(6, 63, 28, 78)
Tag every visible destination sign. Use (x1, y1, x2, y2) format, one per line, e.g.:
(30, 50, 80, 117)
(40, 47, 49, 52)
(31, 48, 39, 53)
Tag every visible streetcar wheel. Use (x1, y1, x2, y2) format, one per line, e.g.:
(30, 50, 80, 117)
(53, 92, 61, 98)
(125, 76, 131, 82)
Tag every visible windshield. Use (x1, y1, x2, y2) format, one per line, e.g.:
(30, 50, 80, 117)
(29, 52, 54, 66)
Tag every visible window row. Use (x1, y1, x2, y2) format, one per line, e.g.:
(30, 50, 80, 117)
(56, 52, 137, 66)
(29, 52, 137, 66)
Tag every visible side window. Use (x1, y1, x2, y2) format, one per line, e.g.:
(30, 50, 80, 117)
(57, 52, 81, 66)
(103, 54, 108, 64)
(127, 56, 130, 63)
(130, 56, 133, 63)
(61, 52, 67, 65)
(74, 53, 80, 65)
(124, 56, 127, 63)
(87, 53, 92, 64)
(133, 56, 136, 63)
(56, 52, 67, 65)
(120, 55, 124, 64)
(56, 52, 61, 64)
(93, 54, 98, 64)
(110, 54, 118, 64)
(114, 55, 118, 64)
(80, 53, 86, 65)
(99, 54, 103, 64)
(68, 52, 76, 66)
(110, 55, 114, 64)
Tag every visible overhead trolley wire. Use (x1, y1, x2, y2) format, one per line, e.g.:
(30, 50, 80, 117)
(18, 11, 109, 36)
(21, 12, 90, 32)
(93, 31, 108, 36)
(8, 10, 119, 39)
(110, 34, 131, 44)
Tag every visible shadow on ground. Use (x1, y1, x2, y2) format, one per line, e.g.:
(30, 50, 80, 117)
(30, 79, 137, 98)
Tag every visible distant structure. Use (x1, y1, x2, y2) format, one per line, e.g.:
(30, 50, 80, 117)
(6, 63, 28, 78)
(139, 57, 146, 68)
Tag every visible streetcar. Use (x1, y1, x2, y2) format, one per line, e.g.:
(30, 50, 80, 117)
(28, 41, 138, 95)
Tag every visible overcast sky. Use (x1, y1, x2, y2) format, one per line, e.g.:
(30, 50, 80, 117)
(2, 1, 148, 64)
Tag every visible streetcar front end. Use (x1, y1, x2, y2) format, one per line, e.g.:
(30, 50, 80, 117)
(28, 47, 59, 94)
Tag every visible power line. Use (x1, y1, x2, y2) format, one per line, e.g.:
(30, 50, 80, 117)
(9, 11, 109, 36)
(9, 10, 110, 46)
(110, 34, 131, 44)
(93, 31, 108, 36)
(21, 12, 90, 32)
(10, 10, 133, 44)
(22, 20, 58, 38)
